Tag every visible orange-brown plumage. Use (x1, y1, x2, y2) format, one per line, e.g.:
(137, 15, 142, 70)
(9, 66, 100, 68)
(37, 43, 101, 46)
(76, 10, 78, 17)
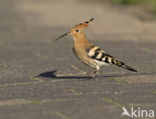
(73, 34, 97, 69)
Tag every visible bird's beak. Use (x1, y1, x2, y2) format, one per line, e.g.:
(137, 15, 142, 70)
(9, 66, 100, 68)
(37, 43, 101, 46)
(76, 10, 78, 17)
(55, 32, 69, 41)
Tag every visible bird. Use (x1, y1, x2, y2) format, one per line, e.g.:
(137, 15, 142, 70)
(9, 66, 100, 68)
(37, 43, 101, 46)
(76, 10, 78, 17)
(55, 18, 137, 79)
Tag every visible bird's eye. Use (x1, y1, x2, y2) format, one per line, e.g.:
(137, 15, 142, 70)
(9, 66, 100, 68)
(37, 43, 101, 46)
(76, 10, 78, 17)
(75, 29, 79, 32)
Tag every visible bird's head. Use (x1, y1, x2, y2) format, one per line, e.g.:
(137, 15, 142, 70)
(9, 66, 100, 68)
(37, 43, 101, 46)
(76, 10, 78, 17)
(55, 18, 94, 41)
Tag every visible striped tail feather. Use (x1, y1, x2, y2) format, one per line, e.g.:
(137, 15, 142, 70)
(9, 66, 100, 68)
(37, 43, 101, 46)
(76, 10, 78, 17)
(114, 60, 137, 72)
(121, 64, 137, 72)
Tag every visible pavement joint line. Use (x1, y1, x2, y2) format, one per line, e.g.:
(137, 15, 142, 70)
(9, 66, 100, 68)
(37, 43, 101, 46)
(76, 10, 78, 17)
(0, 97, 129, 109)
(29, 110, 72, 118)
(141, 47, 156, 55)
(55, 112, 72, 119)
(55, 72, 156, 78)
(147, 90, 156, 94)
(101, 72, 156, 77)
(35, 52, 48, 59)
(0, 82, 40, 88)
(0, 98, 84, 107)
(51, 91, 122, 97)
(68, 63, 87, 74)
(129, 103, 156, 107)
(30, 76, 45, 82)
(139, 94, 154, 99)
(0, 79, 66, 88)
(100, 97, 125, 108)
(65, 86, 83, 94)
(106, 78, 128, 84)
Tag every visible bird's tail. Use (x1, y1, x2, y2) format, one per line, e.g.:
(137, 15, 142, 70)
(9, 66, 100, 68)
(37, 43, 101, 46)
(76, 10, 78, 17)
(120, 64, 137, 72)
(115, 60, 137, 72)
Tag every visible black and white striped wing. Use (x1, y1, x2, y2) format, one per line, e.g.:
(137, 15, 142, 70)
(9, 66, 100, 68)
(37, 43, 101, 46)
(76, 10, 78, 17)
(87, 46, 115, 65)
(87, 45, 137, 72)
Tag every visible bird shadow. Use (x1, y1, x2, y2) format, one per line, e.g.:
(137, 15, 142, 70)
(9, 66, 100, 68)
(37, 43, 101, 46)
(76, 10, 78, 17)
(35, 69, 91, 80)
(34, 69, 156, 80)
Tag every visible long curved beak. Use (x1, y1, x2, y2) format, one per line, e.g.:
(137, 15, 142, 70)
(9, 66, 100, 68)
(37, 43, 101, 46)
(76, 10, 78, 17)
(55, 32, 69, 41)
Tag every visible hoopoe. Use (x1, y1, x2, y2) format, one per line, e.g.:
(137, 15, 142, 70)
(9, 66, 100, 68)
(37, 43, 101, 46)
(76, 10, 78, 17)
(56, 18, 137, 79)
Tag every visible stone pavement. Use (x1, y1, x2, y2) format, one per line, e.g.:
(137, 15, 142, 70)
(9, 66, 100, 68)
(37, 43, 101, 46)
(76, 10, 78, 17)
(0, 0, 156, 119)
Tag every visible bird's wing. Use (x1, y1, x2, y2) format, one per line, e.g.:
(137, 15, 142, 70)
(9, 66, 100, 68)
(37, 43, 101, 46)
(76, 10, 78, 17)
(86, 45, 115, 64)
(86, 45, 137, 72)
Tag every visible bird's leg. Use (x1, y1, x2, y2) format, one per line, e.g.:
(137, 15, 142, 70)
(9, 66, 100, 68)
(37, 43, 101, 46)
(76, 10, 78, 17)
(88, 69, 99, 80)
(90, 69, 97, 79)
(89, 66, 99, 80)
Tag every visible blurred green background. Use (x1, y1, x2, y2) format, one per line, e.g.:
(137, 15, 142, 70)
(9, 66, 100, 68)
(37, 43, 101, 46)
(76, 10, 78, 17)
(108, 0, 156, 16)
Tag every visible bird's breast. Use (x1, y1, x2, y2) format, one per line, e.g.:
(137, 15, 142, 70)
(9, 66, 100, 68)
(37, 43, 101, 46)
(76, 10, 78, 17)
(73, 45, 87, 61)
(73, 42, 97, 69)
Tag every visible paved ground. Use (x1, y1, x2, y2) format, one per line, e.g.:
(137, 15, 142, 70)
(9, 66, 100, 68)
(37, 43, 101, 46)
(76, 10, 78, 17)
(0, 0, 156, 119)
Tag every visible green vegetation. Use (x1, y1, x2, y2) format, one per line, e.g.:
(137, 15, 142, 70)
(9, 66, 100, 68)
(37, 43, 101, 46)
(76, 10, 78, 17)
(107, 78, 128, 84)
(113, 0, 156, 16)
(152, 1, 156, 14)
(95, 0, 156, 16)
(94, 0, 156, 16)
(101, 97, 125, 108)
(113, 0, 143, 5)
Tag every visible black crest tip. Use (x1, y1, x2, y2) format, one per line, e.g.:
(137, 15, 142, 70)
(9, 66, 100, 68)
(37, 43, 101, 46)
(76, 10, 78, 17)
(90, 18, 94, 22)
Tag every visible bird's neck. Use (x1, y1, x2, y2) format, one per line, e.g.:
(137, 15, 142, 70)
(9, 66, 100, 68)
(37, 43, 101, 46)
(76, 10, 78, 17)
(73, 34, 92, 51)
(72, 34, 87, 42)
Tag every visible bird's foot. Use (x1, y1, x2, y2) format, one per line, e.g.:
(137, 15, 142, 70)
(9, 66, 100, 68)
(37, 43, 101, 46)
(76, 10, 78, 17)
(88, 70, 97, 76)
(88, 76, 98, 80)
(80, 75, 98, 81)
(90, 70, 98, 79)
(81, 70, 98, 81)
(87, 73, 98, 80)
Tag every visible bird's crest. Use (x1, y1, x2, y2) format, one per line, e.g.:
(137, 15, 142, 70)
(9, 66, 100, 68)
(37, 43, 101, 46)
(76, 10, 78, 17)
(74, 18, 94, 28)
(55, 18, 94, 41)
